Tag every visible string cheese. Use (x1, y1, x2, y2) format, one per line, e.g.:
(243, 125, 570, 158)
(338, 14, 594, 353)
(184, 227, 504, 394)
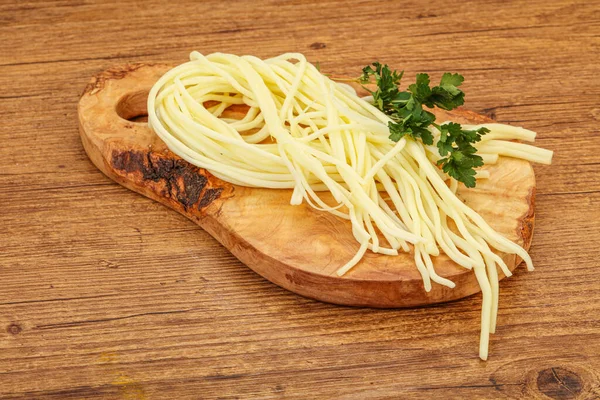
(148, 52, 553, 359)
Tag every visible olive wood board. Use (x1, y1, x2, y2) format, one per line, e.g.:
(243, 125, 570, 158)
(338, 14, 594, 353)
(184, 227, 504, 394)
(78, 63, 535, 307)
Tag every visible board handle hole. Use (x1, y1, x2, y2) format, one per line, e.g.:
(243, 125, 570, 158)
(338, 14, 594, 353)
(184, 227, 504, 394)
(116, 90, 149, 123)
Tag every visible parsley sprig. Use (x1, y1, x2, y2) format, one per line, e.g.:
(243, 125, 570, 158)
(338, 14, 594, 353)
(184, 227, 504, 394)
(359, 62, 489, 188)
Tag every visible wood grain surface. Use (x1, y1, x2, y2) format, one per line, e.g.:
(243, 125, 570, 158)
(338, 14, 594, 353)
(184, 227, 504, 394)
(1, 0, 599, 399)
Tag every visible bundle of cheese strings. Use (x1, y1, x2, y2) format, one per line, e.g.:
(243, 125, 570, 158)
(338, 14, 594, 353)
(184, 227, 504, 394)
(147, 52, 553, 359)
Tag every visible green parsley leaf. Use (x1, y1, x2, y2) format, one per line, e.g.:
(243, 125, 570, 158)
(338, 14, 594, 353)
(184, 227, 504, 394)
(440, 72, 464, 87)
(388, 121, 409, 142)
(437, 122, 463, 156)
(438, 152, 480, 188)
(408, 73, 432, 102)
(435, 124, 488, 187)
(360, 62, 404, 114)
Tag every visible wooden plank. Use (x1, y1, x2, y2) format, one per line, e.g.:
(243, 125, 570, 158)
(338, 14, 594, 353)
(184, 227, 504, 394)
(1, 0, 599, 398)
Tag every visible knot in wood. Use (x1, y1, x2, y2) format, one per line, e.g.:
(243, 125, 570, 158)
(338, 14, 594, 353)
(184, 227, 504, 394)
(536, 367, 583, 399)
(7, 323, 22, 335)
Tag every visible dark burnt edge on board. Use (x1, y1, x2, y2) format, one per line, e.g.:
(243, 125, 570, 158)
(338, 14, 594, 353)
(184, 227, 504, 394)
(519, 186, 536, 251)
(110, 149, 227, 214)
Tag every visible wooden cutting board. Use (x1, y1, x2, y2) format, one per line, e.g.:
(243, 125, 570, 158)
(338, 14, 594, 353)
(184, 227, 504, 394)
(78, 63, 535, 308)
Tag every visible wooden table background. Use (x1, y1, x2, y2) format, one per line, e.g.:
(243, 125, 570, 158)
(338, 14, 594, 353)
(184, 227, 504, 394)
(1, 0, 599, 398)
